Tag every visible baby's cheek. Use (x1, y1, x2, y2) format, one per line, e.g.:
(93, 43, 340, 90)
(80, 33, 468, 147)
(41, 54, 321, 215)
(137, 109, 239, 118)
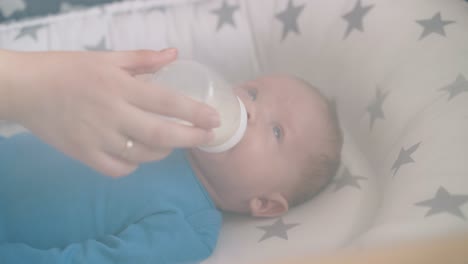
(234, 137, 259, 157)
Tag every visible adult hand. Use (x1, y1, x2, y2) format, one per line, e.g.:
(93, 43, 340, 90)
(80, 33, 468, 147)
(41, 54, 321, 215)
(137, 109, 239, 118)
(0, 49, 220, 177)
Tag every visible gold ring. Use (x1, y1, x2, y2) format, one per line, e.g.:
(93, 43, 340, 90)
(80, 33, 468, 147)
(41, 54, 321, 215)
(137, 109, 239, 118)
(125, 139, 134, 149)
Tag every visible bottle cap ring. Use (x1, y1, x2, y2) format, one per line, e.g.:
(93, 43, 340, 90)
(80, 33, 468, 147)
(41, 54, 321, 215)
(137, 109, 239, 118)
(198, 97, 247, 153)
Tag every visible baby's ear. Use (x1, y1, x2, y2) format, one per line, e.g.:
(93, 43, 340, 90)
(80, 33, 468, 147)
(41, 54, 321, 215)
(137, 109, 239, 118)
(249, 193, 289, 218)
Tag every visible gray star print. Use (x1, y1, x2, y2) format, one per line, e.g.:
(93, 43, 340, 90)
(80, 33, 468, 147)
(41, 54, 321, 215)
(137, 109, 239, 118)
(416, 187, 468, 220)
(14, 24, 46, 41)
(257, 218, 299, 242)
(211, 0, 239, 32)
(0, 0, 26, 18)
(391, 142, 421, 176)
(334, 168, 367, 191)
(142, 5, 166, 14)
(342, 0, 374, 39)
(367, 88, 388, 130)
(60, 2, 85, 13)
(85, 37, 108, 51)
(275, 0, 305, 41)
(440, 74, 468, 101)
(416, 12, 455, 40)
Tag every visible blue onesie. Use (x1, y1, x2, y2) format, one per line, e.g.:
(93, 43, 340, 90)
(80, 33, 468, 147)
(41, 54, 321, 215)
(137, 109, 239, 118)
(0, 133, 222, 264)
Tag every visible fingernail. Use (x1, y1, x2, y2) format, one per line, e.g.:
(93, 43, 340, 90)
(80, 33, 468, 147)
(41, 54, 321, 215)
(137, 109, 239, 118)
(161, 48, 177, 56)
(209, 112, 221, 128)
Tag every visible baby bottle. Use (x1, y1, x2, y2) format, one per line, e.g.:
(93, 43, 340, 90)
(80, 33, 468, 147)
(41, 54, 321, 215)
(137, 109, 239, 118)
(152, 60, 247, 153)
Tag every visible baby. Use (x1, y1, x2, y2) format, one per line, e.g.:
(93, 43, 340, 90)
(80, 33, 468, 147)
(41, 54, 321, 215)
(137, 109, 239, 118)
(191, 75, 343, 213)
(0, 75, 342, 264)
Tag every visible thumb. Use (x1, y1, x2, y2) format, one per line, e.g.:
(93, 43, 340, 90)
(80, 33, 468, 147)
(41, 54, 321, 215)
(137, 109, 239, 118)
(114, 48, 178, 75)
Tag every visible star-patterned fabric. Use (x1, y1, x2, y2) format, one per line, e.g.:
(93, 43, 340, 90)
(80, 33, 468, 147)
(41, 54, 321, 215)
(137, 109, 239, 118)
(416, 187, 468, 220)
(333, 168, 367, 191)
(275, 0, 305, 40)
(0, 0, 123, 23)
(257, 218, 300, 242)
(366, 88, 388, 130)
(391, 142, 421, 176)
(0, 0, 467, 263)
(416, 12, 455, 40)
(211, 0, 239, 32)
(342, 0, 374, 39)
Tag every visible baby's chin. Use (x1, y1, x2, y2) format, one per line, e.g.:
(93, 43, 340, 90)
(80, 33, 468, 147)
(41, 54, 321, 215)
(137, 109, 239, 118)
(187, 137, 248, 168)
(187, 147, 229, 161)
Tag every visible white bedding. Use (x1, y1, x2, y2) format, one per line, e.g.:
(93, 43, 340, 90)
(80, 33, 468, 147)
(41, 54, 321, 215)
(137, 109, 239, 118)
(1, 0, 467, 263)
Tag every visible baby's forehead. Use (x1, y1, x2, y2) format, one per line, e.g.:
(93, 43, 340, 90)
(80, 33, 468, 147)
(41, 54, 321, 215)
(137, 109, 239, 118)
(251, 74, 299, 85)
(253, 75, 324, 104)
(248, 75, 310, 94)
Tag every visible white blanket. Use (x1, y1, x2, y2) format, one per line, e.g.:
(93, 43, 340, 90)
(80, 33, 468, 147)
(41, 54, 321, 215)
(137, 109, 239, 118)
(1, 0, 467, 263)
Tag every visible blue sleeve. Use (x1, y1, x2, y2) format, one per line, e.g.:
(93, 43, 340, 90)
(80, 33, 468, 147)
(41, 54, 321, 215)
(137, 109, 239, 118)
(0, 210, 221, 264)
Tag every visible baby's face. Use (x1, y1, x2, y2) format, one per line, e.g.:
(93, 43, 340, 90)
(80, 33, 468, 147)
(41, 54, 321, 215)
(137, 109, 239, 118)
(189, 75, 329, 213)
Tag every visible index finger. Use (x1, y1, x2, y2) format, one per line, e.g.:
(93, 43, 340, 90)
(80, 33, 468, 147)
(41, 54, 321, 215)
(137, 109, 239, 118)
(128, 80, 221, 130)
(122, 107, 216, 149)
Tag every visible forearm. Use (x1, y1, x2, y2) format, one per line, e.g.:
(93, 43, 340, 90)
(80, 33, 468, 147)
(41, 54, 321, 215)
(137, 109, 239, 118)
(272, 232, 468, 264)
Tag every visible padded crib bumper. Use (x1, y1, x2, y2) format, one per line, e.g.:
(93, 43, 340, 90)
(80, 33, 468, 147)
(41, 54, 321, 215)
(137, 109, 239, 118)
(0, 0, 467, 263)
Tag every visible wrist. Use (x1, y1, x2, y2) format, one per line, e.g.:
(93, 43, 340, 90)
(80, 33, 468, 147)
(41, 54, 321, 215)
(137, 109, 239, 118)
(0, 50, 28, 121)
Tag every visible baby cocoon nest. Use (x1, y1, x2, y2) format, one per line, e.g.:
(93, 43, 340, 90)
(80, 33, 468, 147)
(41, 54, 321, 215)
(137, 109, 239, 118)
(0, 75, 343, 263)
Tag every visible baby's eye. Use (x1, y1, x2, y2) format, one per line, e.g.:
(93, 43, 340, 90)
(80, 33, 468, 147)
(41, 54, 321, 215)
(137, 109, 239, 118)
(272, 125, 283, 140)
(247, 88, 257, 101)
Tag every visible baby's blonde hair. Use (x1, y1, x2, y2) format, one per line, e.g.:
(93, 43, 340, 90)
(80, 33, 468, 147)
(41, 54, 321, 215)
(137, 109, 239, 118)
(287, 80, 343, 208)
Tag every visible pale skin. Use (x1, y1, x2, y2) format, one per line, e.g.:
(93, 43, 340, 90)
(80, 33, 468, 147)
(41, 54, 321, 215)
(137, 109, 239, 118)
(188, 75, 331, 217)
(0, 48, 220, 177)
